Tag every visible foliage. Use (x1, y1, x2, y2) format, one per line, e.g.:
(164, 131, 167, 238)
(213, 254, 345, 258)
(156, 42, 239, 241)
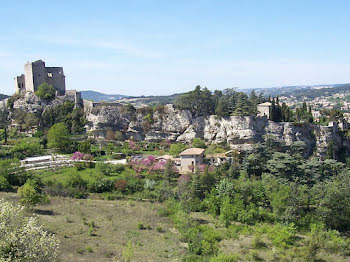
(169, 143, 187, 156)
(88, 176, 114, 193)
(0, 199, 60, 261)
(47, 123, 71, 152)
(17, 182, 47, 208)
(78, 140, 92, 154)
(41, 101, 85, 133)
(192, 138, 206, 148)
(10, 138, 42, 159)
(175, 86, 266, 117)
(35, 82, 56, 100)
(0, 159, 26, 187)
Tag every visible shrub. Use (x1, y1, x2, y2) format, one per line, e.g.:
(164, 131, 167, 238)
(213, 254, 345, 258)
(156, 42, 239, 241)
(267, 223, 297, 249)
(10, 138, 42, 158)
(114, 179, 128, 192)
(0, 176, 10, 191)
(74, 162, 86, 171)
(35, 82, 56, 100)
(78, 140, 92, 154)
(88, 177, 114, 193)
(44, 180, 88, 199)
(0, 200, 60, 260)
(192, 138, 206, 148)
(98, 163, 125, 175)
(169, 143, 187, 157)
(65, 174, 88, 189)
(17, 182, 47, 209)
(137, 222, 146, 230)
(210, 253, 241, 262)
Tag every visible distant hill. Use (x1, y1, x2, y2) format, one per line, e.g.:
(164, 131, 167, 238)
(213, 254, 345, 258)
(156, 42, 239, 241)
(0, 94, 9, 101)
(240, 83, 350, 99)
(81, 90, 183, 105)
(80, 91, 127, 102)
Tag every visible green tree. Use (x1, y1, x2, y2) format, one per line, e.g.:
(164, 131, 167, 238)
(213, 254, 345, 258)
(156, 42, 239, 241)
(164, 160, 176, 184)
(169, 143, 186, 157)
(232, 93, 250, 116)
(35, 82, 56, 100)
(192, 138, 206, 148)
(17, 182, 46, 209)
(0, 109, 9, 144)
(314, 173, 350, 231)
(47, 123, 70, 152)
(78, 140, 92, 154)
(267, 152, 300, 182)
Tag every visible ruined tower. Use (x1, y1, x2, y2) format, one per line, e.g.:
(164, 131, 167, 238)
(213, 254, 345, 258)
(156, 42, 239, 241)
(15, 60, 66, 95)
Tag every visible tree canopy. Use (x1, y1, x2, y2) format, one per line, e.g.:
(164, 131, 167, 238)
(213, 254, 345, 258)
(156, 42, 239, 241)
(47, 123, 70, 152)
(35, 82, 56, 101)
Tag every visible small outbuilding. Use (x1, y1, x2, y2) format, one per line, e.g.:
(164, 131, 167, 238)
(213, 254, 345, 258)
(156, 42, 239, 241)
(257, 102, 271, 119)
(179, 148, 205, 173)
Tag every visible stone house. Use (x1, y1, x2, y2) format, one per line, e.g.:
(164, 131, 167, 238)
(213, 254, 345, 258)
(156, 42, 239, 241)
(179, 148, 205, 173)
(257, 102, 271, 118)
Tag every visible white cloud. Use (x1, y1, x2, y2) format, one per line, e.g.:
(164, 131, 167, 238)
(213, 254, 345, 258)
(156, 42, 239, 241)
(29, 34, 162, 59)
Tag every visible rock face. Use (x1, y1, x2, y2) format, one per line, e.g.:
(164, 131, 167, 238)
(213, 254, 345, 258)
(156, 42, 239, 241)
(85, 104, 349, 160)
(13, 92, 46, 113)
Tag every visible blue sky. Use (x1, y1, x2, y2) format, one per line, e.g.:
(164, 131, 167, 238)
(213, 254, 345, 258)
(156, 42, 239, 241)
(1, 0, 350, 95)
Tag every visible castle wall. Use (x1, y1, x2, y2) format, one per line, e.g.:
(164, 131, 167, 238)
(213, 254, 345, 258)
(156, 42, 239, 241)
(46, 67, 65, 95)
(24, 62, 34, 93)
(31, 60, 47, 93)
(17, 60, 66, 95)
(14, 74, 25, 94)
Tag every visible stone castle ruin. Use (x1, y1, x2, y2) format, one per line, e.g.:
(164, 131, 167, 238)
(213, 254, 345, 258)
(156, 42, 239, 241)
(15, 60, 66, 95)
(13, 60, 83, 108)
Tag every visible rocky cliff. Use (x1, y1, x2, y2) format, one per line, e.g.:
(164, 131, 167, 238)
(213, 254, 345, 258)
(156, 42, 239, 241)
(86, 104, 349, 160)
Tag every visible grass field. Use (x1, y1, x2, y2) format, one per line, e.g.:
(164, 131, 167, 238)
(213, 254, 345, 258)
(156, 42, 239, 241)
(35, 166, 135, 185)
(0, 192, 186, 262)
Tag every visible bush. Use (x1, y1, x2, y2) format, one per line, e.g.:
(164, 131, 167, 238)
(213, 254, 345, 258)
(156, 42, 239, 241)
(267, 223, 297, 249)
(98, 163, 125, 175)
(35, 82, 56, 100)
(114, 179, 128, 192)
(65, 174, 88, 189)
(0, 199, 60, 260)
(78, 140, 92, 154)
(210, 254, 241, 262)
(10, 138, 42, 159)
(88, 177, 114, 193)
(74, 162, 86, 171)
(169, 143, 187, 157)
(192, 138, 206, 148)
(0, 175, 10, 191)
(44, 180, 88, 199)
(17, 182, 47, 208)
(137, 222, 146, 230)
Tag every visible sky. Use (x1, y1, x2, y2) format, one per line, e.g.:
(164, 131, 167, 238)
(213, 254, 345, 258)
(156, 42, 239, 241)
(1, 0, 350, 96)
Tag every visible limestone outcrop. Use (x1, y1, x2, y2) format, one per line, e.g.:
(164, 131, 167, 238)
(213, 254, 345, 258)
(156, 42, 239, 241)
(85, 104, 349, 159)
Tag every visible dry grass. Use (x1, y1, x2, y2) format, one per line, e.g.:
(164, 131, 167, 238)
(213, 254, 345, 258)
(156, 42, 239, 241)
(0, 192, 186, 262)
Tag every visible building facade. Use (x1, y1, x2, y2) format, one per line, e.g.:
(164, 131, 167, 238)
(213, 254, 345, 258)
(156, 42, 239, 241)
(15, 60, 66, 95)
(257, 102, 271, 118)
(179, 148, 205, 173)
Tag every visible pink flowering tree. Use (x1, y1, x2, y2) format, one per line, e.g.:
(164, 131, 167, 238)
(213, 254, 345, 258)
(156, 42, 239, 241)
(72, 151, 85, 160)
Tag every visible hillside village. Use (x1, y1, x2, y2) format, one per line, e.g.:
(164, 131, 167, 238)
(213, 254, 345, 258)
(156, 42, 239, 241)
(1, 60, 350, 261)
